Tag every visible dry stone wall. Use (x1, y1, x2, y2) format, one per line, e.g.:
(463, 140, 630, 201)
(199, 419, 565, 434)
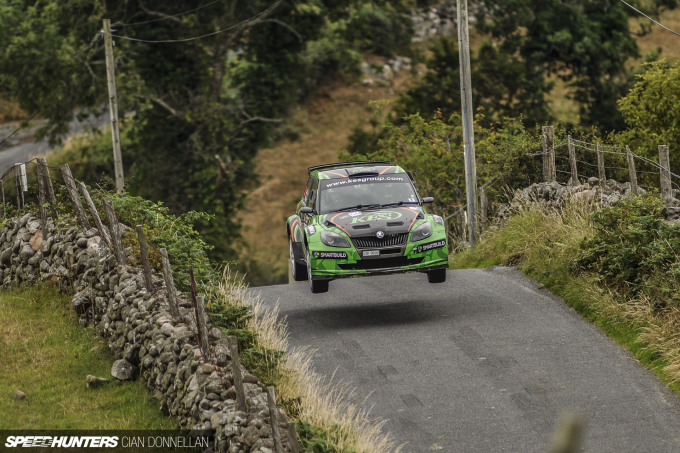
(0, 213, 298, 453)
(500, 178, 680, 224)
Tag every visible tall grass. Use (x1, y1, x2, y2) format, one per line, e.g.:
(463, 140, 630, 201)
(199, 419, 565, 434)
(451, 195, 680, 394)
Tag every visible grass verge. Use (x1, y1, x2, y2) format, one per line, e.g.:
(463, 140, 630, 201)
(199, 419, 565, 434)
(450, 196, 680, 396)
(0, 285, 177, 430)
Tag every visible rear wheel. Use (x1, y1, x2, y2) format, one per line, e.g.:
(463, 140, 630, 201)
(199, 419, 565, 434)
(289, 240, 307, 282)
(306, 249, 329, 293)
(427, 268, 447, 284)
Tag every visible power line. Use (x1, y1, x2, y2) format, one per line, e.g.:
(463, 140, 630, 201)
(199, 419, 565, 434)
(108, 2, 279, 44)
(119, 0, 222, 27)
(618, 0, 680, 38)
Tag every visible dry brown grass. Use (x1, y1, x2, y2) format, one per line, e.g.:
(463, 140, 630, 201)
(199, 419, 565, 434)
(0, 93, 28, 123)
(631, 7, 680, 63)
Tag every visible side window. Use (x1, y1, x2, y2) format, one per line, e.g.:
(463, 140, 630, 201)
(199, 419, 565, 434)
(302, 176, 314, 205)
(308, 178, 319, 210)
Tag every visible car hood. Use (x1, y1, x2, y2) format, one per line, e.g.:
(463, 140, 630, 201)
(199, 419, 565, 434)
(325, 207, 422, 237)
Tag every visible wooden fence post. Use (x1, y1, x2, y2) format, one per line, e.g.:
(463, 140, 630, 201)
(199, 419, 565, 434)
(159, 248, 181, 319)
(287, 421, 301, 453)
(38, 158, 57, 206)
(79, 182, 112, 248)
(14, 164, 24, 209)
(596, 143, 606, 182)
(542, 126, 555, 182)
(102, 198, 127, 265)
(60, 164, 91, 230)
(479, 187, 488, 227)
(659, 144, 672, 202)
(568, 136, 579, 186)
(626, 146, 638, 195)
(1, 180, 5, 217)
(195, 295, 211, 362)
(267, 386, 285, 453)
(37, 167, 48, 237)
(228, 336, 248, 412)
(136, 225, 154, 292)
(189, 268, 211, 362)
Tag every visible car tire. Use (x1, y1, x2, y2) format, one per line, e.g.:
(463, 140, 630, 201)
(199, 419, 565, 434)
(289, 240, 307, 282)
(306, 248, 329, 293)
(427, 268, 447, 283)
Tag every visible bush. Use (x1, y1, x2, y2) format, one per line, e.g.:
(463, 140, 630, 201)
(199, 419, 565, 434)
(105, 192, 217, 293)
(576, 194, 680, 310)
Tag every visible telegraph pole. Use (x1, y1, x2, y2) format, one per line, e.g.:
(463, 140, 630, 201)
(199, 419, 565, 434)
(457, 0, 478, 244)
(103, 19, 125, 193)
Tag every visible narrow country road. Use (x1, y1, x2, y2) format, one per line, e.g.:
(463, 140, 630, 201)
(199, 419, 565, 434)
(0, 112, 109, 175)
(253, 267, 680, 452)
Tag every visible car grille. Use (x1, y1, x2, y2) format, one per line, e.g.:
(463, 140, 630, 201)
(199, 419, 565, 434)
(352, 233, 408, 249)
(338, 256, 423, 271)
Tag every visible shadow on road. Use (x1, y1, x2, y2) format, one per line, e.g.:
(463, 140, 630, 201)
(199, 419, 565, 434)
(281, 300, 445, 331)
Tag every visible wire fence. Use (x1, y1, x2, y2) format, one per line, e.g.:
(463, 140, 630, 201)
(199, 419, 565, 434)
(536, 126, 680, 197)
(446, 126, 680, 247)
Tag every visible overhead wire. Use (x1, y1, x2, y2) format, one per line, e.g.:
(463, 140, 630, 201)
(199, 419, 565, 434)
(618, 0, 680, 38)
(108, 2, 280, 44)
(118, 0, 222, 27)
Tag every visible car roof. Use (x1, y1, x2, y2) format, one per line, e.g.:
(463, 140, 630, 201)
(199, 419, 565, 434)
(308, 161, 406, 180)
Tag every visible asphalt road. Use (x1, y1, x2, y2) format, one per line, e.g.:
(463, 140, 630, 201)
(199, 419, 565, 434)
(253, 267, 680, 452)
(0, 112, 109, 176)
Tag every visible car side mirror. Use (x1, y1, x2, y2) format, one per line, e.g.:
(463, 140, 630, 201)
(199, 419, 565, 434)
(422, 197, 434, 204)
(300, 206, 314, 214)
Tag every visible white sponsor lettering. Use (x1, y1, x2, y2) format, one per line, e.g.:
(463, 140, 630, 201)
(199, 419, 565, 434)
(325, 176, 406, 188)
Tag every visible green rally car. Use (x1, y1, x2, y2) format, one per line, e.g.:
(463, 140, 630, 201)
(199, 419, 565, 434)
(287, 161, 449, 293)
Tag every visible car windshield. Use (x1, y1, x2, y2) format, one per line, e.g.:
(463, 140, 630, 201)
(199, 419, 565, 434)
(318, 175, 419, 214)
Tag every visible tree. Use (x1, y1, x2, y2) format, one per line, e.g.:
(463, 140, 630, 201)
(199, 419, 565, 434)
(0, 0, 416, 263)
(475, 0, 639, 130)
(615, 59, 680, 178)
(395, 36, 550, 128)
(0, 0, 103, 140)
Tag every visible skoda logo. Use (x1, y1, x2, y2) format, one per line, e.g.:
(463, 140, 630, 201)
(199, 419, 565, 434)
(376, 231, 385, 239)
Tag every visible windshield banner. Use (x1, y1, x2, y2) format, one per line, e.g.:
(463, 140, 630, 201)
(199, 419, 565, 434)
(323, 175, 408, 189)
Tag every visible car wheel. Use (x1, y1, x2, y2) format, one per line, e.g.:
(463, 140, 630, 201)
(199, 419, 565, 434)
(306, 248, 329, 293)
(427, 268, 447, 283)
(289, 240, 307, 282)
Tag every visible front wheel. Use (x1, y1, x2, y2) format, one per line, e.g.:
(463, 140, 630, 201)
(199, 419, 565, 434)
(306, 249, 329, 293)
(427, 268, 447, 284)
(289, 240, 307, 282)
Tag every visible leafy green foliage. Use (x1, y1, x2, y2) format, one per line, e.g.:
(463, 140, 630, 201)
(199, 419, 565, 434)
(344, 2, 412, 58)
(0, 0, 417, 267)
(614, 59, 680, 178)
(296, 420, 357, 453)
(576, 194, 680, 309)
(396, 36, 550, 127)
(476, 0, 639, 130)
(208, 301, 284, 386)
(398, 0, 646, 130)
(343, 105, 544, 212)
(0, 0, 102, 142)
(104, 192, 217, 292)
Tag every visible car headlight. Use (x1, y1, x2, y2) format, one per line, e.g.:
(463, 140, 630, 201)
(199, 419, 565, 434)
(410, 221, 433, 242)
(321, 230, 351, 248)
